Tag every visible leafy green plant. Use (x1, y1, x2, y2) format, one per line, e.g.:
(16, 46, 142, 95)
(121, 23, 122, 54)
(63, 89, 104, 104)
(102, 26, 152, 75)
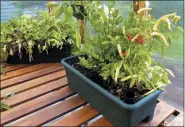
(75, 2, 183, 95)
(46, 1, 85, 47)
(0, 8, 77, 62)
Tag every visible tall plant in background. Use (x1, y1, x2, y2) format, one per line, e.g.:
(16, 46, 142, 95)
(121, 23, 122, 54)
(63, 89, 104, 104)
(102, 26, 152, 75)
(46, 1, 82, 48)
(76, 1, 183, 94)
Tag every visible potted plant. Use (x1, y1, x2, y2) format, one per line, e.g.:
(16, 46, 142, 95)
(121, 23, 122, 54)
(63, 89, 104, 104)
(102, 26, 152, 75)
(61, 1, 183, 126)
(0, 7, 77, 64)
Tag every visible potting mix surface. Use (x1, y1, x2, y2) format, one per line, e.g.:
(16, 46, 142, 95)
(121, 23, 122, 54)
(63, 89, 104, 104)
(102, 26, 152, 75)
(72, 63, 150, 104)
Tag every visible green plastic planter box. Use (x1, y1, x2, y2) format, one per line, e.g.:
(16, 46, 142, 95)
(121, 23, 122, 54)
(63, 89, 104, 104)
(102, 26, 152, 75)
(61, 55, 162, 126)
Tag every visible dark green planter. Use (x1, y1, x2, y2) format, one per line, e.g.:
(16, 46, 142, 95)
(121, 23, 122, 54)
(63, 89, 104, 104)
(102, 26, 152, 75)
(61, 55, 163, 127)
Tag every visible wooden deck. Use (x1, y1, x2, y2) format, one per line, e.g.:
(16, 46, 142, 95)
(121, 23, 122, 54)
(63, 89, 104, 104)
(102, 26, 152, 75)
(0, 63, 183, 126)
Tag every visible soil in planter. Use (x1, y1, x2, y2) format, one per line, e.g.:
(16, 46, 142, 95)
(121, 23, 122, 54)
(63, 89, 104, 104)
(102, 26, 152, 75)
(72, 63, 150, 104)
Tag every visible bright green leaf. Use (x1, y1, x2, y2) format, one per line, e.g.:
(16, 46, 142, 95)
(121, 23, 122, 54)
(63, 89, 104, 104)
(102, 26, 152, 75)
(122, 25, 125, 35)
(76, 30, 81, 48)
(117, 44, 123, 59)
(54, 4, 64, 19)
(165, 69, 175, 77)
(130, 78, 135, 88)
(64, 6, 73, 22)
(126, 48, 130, 58)
(115, 60, 123, 83)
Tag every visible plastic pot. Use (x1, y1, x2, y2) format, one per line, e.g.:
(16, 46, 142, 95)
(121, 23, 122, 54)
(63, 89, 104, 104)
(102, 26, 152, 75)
(61, 55, 162, 126)
(7, 43, 70, 64)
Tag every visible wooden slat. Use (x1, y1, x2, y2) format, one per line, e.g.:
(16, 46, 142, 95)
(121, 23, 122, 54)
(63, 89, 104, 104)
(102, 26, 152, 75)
(87, 117, 113, 126)
(1, 70, 66, 97)
(49, 105, 99, 126)
(2, 77, 68, 107)
(1, 63, 58, 81)
(1, 65, 63, 89)
(3, 64, 32, 73)
(8, 95, 86, 126)
(1, 86, 74, 125)
(168, 113, 183, 126)
(138, 101, 176, 126)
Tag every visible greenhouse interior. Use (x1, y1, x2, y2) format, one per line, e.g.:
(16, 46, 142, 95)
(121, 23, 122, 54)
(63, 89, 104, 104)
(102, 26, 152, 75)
(0, 0, 184, 126)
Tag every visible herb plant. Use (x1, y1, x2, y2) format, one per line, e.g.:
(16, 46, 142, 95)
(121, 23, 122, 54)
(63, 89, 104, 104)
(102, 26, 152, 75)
(0, 9, 77, 62)
(76, 2, 183, 95)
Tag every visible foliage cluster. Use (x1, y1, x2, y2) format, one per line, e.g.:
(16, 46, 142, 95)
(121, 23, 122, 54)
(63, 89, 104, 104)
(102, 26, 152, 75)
(75, 1, 183, 94)
(1, 10, 77, 62)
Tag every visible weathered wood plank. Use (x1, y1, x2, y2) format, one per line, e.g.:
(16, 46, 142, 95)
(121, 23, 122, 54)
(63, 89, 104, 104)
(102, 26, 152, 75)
(1, 65, 63, 89)
(1, 86, 74, 125)
(2, 77, 68, 107)
(49, 105, 99, 126)
(1, 63, 58, 81)
(87, 117, 113, 126)
(3, 64, 32, 73)
(167, 113, 183, 126)
(138, 101, 176, 126)
(1, 70, 66, 98)
(8, 95, 86, 126)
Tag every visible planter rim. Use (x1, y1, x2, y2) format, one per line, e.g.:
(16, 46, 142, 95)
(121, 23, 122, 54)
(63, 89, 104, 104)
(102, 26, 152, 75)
(61, 55, 163, 110)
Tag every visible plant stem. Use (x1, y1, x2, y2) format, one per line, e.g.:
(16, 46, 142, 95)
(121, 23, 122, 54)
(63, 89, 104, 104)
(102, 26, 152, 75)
(108, 7, 110, 35)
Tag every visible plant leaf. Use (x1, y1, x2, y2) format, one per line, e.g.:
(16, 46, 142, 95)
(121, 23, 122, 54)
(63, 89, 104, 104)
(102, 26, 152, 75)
(126, 48, 130, 58)
(151, 32, 169, 46)
(130, 78, 135, 88)
(115, 61, 123, 83)
(122, 25, 125, 35)
(165, 69, 175, 77)
(117, 44, 123, 59)
(64, 6, 73, 22)
(54, 4, 64, 19)
(121, 75, 137, 82)
(76, 30, 81, 48)
(144, 88, 156, 96)
(107, 35, 114, 41)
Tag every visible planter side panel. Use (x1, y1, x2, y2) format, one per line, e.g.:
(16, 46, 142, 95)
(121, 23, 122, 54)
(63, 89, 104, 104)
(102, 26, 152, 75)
(65, 69, 129, 126)
(7, 44, 70, 64)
